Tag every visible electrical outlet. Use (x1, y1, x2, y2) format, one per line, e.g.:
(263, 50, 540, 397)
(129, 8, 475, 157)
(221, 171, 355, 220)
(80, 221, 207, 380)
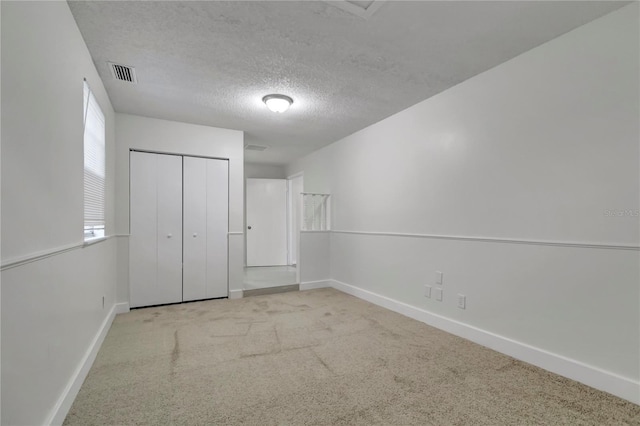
(434, 288, 443, 301)
(457, 294, 466, 309)
(435, 271, 443, 285)
(424, 285, 432, 298)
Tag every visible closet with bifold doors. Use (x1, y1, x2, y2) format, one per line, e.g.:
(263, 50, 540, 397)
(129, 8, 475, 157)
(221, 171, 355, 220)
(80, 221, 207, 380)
(129, 151, 229, 308)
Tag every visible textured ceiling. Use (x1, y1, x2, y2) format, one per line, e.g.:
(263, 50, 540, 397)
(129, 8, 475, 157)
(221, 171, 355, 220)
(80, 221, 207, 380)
(68, 1, 626, 165)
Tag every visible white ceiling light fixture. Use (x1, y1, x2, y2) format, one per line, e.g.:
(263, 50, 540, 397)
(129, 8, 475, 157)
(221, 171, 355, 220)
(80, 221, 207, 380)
(263, 94, 293, 113)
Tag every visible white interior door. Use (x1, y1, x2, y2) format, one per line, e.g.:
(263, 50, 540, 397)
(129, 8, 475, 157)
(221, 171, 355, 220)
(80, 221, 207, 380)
(246, 178, 287, 266)
(183, 156, 228, 301)
(129, 151, 183, 308)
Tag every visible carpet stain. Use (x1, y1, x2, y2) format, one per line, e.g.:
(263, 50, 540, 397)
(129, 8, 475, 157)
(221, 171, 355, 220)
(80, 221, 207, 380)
(171, 329, 180, 366)
(495, 359, 518, 372)
(393, 374, 417, 392)
(446, 366, 464, 379)
(366, 317, 402, 338)
(240, 348, 282, 359)
(254, 300, 268, 309)
(291, 303, 311, 309)
(334, 405, 378, 424)
(311, 349, 335, 375)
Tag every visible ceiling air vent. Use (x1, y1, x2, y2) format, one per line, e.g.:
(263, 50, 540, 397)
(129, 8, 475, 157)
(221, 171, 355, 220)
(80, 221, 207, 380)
(244, 145, 267, 151)
(108, 62, 137, 83)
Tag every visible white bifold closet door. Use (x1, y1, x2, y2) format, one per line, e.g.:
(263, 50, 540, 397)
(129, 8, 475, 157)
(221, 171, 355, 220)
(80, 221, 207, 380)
(130, 152, 183, 308)
(130, 151, 229, 308)
(183, 156, 229, 301)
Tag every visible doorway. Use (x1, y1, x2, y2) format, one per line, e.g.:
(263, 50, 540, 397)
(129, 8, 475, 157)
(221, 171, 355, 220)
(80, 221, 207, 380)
(244, 174, 303, 293)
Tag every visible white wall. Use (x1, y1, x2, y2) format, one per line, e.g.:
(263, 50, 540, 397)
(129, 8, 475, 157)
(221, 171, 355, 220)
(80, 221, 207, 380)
(245, 162, 286, 179)
(115, 113, 244, 301)
(299, 231, 330, 287)
(287, 5, 639, 402)
(1, 2, 118, 424)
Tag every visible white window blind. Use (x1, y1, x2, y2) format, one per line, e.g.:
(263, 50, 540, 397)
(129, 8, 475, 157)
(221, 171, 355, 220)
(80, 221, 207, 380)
(83, 80, 106, 240)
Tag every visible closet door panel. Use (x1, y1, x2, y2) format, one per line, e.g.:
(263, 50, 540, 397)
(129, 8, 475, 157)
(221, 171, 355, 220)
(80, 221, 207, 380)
(129, 151, 158, 308)
(183, 156, 208, 301)
(155, 154, 183, 305)
(206, 159, 229, 298)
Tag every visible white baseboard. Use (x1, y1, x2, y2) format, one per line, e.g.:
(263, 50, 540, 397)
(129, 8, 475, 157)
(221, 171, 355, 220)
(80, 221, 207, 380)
(329, 279, 640, 405)
(46, 304, 117, 425)
(114, 302, 130, 314)
(229, 289, 243, 299)
(300, 280, 332, 291)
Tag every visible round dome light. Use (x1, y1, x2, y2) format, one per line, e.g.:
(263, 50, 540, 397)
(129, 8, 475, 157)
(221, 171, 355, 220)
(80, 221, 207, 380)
(262, 94, 293, 113)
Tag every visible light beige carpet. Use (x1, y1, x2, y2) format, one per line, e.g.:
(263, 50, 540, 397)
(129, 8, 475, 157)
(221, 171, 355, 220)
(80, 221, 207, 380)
(64, 288, 640, 425)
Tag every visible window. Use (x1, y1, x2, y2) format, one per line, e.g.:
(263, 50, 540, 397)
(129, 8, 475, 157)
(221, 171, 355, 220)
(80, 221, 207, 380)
(83, 80, 106, 240)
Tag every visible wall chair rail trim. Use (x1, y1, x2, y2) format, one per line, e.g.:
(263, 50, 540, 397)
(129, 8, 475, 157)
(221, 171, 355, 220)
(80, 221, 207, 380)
(1, 234, 127, 271)
(331, 230, 639, 251)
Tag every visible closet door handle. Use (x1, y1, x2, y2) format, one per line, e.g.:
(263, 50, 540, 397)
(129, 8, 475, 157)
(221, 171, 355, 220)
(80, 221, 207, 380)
(193, 233, 198, 238)
(167, 233, 172, 238)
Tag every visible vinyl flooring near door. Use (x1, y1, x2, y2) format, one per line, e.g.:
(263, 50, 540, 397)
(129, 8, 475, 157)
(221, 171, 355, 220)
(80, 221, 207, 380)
(243, 266, 297, 290)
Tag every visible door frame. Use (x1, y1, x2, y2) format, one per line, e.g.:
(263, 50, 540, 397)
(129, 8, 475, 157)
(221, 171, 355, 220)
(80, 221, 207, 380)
(286, 172, 303, 284)
(286, 172, 303, 266)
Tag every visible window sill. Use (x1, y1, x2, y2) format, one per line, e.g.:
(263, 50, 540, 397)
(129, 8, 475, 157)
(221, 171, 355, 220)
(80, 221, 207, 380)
(83, 236, 108, 247)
